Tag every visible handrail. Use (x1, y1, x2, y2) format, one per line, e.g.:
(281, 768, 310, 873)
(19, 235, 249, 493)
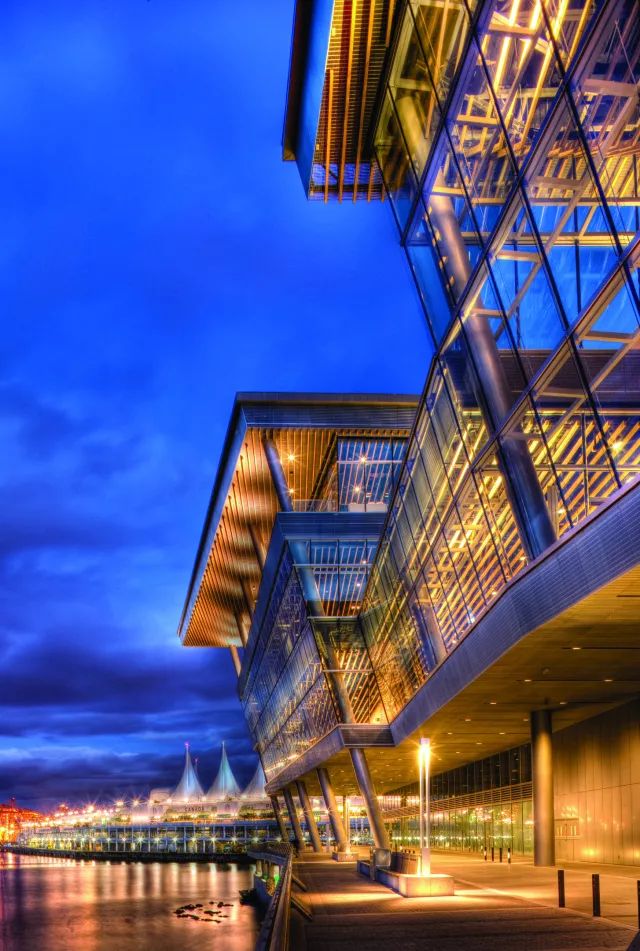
(252, 845, 293, 951)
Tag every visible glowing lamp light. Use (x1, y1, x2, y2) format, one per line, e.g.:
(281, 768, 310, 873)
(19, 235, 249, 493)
(418, 737, 431, 876)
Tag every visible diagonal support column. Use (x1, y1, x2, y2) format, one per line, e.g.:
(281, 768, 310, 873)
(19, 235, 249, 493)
(282, 787, 305, 851)
(296, 780, 322, 853)
(269, 795, 289, 843)
(317, 767, 348, 853)
(350, 748, 389, 850)
(428, 194, 556, 561)
(229, 645, 242, 677)
(263, 436, 390, 850)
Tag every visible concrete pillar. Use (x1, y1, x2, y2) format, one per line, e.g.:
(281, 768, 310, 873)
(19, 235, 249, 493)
(531, 709, 555, 866)
(427, 194, 556, 561)
(317, 767, 348, 852)
(269, 795, 288, 842)
(229, 645, 241, 676)
(282, 787, 305, 850)
(255, 858, 263, 877)
(351, 748, 390, 850)
(296, 780, 322, 853)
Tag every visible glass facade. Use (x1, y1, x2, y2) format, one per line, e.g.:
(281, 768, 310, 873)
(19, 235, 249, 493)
(363, 0, 640, 716)
(242, 532, 388, 782)
(242, 552, 338, 781)
(385, 744, 534, 854)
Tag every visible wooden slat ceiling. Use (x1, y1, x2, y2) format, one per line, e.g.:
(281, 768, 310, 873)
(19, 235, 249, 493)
(182, 423, 408, 648)
(311, 0, 395, 201)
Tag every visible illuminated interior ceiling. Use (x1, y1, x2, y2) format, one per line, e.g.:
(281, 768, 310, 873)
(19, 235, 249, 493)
(298, 559, 640, 798)
(283, 0, 397, 200)
(178, 394, 417, 649)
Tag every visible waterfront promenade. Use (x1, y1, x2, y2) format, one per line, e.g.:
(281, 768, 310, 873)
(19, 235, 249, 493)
(290, 853, 639, 950)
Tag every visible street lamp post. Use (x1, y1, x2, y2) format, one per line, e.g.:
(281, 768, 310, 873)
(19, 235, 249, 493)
(419, 737, 431, 876)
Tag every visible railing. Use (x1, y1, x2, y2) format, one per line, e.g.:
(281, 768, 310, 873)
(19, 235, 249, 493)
(251, 844, 293, 951)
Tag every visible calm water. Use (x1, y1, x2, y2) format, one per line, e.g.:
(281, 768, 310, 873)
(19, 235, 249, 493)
(0, 854, 260, 951)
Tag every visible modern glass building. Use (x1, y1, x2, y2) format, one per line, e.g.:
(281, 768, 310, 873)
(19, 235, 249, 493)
(180, 0, 640, 867)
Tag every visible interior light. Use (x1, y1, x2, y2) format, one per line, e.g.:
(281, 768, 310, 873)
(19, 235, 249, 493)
(287, 453, 296, 463)
(571, 646, 581, 651)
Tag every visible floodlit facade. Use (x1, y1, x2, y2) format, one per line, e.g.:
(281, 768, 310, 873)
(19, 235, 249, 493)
(180, 0, 640, 867)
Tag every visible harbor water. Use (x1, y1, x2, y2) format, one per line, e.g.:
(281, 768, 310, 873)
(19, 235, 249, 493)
(0, 853, 260, 951)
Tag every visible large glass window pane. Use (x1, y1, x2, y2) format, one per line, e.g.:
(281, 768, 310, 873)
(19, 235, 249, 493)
(449, 39, 518, 218)
(525, 93, 619, 326)
(572, 259, 640, 489)
(422, 130, 485, 298)
(569, 0, 640, 244)
(532, 342, 619, 528)
(473, 444, 528, 578)
(480, 0, 563, 164)
(488, 195, 568, 380)
(389, 5, 442, 179)
(499, 395, 571, 538)
(375, 89, 420, 228)
(410, 0, 473, 104)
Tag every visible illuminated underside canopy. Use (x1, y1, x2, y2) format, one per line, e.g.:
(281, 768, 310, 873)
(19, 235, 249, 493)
(177, 394, 416, 648)
(207, 743, 241, 800)
(283, 0, 395, 200)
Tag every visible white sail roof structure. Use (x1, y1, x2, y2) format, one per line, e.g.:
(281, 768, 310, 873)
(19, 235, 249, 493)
(171, 743, 204, 801)
(207, 742, 241, 800)
(242, 761, 267, 800)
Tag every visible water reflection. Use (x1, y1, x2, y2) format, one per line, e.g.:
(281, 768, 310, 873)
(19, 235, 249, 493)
(0, 854, 259, 951)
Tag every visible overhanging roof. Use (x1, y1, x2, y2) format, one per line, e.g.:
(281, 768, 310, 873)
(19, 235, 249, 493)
(178, 393, 417, 648)
(283, 0, 395, 200)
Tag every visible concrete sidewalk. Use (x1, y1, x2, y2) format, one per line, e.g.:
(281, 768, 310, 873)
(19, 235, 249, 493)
(291, 855, 637, 951)
(430, 852, 640, 931)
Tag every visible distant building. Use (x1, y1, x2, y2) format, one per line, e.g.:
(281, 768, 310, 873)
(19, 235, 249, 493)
(142, 743, 272, 821)
(0, 800, 44, 843)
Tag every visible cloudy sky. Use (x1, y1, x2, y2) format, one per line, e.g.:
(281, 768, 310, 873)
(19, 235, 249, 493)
(0, 0, 431, 810)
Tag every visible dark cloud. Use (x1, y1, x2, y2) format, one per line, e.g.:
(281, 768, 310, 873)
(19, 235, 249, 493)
(0, 0, 431, 810)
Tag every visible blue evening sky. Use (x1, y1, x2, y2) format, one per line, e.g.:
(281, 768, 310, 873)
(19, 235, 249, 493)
(0, 0, 432, 809)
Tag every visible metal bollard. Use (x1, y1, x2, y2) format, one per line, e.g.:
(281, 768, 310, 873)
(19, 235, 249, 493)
(558, 869, 565, 908)
(499, 847, 503, 863)
(507, 847, 511, 865)
(592, 873, 601, 917)
(491, 846, 495, 862)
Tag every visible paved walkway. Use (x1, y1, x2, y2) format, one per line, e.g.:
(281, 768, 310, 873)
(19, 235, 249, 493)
(291, 854, 637, 951)
(429, 852, 640, 931)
